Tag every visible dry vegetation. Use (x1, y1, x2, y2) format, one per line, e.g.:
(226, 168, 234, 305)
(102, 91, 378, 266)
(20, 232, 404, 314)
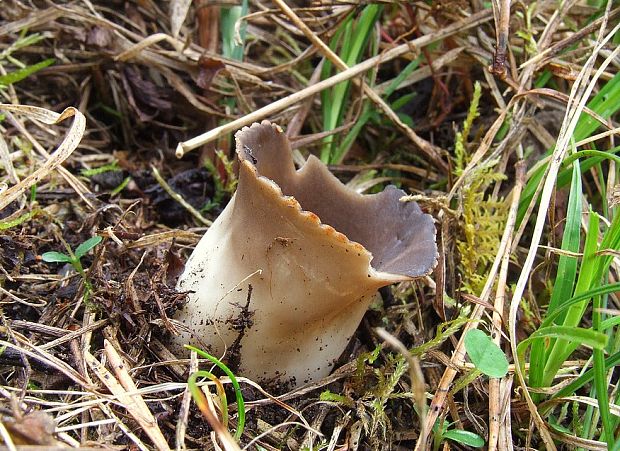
(0, 1, 619, 450)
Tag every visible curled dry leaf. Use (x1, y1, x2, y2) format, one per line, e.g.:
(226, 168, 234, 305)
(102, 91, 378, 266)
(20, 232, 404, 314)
(0, 104, 86, 211)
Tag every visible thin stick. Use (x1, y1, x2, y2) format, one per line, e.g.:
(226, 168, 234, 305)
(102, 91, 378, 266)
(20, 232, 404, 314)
(490, 0, 511, 79)
(488, 161, 524, 451)
(175, 8, 493, 158)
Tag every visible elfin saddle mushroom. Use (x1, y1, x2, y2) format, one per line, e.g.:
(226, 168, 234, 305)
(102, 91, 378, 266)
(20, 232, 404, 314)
(172, 121, 437, 387)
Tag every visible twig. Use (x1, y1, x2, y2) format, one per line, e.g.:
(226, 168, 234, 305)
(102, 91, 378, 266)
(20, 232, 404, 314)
(490, 0, 511, 79)
(488, 161, 524, 451)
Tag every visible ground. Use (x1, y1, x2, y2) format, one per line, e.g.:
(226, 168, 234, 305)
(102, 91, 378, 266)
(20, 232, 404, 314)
(0, 1, 619, 450)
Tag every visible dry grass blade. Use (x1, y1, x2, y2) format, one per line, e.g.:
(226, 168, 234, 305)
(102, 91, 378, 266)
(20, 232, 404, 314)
(84, 342, 170, 451)
(103, 341, 170, 450)
(169, 0, 192, 38)
(0, 105, 85, 211)
(0, 338, 91, 389)
(375, 327, 427, 446)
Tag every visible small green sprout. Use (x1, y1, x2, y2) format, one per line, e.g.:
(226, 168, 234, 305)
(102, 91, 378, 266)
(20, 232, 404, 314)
(41, 235, 103, 301)
(185, 345, 246, 441)
(0, 58, 54, 88)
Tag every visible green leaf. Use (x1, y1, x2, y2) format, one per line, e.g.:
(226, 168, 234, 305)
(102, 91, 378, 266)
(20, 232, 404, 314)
(74, 235, 103, 259)
(41, 251, 73, 263)
(442, 429, 485, 447)
(464, 329, 509, 378)
(0, 58, 55, 86)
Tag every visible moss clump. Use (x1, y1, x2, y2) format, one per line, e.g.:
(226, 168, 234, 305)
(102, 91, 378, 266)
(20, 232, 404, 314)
(454, 82, 507, 294)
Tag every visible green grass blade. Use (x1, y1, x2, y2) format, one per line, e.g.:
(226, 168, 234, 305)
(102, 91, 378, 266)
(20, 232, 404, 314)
(542, 212, 600, 385)
(518, 325, 608, 379)
(540, 282, 620, 329)
(221, 0, 248, 62)
(529, 159, 582, 397)
(332, 104, 375, 164)
(0, 58, 54, 86)
(548, 160, 582, 314)
(382, 57, 422, 98)
(561, 147, 620, 167)
(187, 370, 229, 429)
(320, 5, 382, 163)
(592, 292, 613, 447)
(542, 212, 620, 390)
(550, 351, 620, 401)
(185, 345, 245, 440)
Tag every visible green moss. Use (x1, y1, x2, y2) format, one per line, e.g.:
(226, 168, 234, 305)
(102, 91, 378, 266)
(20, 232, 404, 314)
(454, 82, 508, 294)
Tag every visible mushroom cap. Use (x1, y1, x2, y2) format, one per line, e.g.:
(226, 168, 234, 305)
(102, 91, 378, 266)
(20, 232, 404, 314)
(237, 121, 438, 281)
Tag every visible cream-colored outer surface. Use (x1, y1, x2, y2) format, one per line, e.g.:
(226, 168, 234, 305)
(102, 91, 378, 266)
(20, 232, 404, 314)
(173, 122, 435, 387)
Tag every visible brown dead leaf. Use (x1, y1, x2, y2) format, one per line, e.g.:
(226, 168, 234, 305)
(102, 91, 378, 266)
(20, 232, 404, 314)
(2, 411, 58, 446)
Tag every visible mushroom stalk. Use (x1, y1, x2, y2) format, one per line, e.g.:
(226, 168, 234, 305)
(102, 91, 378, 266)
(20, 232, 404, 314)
(173, 121, 437, 387)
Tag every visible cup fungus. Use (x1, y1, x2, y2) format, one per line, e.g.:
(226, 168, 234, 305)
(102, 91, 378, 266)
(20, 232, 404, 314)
(173, 121, 437, 387)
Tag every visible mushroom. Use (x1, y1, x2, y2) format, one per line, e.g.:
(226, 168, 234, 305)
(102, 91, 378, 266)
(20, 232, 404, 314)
(173, 121, 437, 387)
